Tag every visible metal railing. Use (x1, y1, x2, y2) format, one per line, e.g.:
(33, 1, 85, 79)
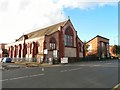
(11, 57, 56, 64)
(12, 57, 38, 62)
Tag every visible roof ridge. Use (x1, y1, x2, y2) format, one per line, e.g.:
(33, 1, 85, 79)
(86, 35, 109, 44)
(17, 20, 68, 41)
(27, 20, 67, 35)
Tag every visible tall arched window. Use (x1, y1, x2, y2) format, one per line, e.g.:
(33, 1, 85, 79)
(34, 42, 38, 54)
(64, 26, 74, 46)
(49, 37, 56, 50)
(79, 42, 81, 52)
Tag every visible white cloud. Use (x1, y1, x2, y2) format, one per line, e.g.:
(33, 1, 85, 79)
(57, 0, 118, 9)
(0, 0, 118, 43)
(0, 0, 9, 12)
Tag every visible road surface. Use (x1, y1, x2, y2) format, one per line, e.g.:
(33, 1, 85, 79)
(1, 59, 119, 89)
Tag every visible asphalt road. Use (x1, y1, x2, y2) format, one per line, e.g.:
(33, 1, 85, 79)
(1, 59, 119, 88)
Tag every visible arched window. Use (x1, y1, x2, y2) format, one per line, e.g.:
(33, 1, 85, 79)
(79, 42, 81, 52)
(18, 44, 22, 58)
(49, 37, 56, 50)
(35, 42, 38, 54)
(30, 43, 32, 54)
(64, 26, 74, 46)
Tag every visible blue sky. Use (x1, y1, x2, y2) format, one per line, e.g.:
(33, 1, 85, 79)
(0, 0, 118, 45)
(64, 4, 118, 45)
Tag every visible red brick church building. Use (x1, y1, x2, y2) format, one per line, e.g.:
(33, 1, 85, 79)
(6, 19, 84, 62)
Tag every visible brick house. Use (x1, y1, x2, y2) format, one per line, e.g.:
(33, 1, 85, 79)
(109, 45, 120, 58)
(85, 35, 110, 59)
(6, 19, 84, 62)
(0, 43, 8, 58)
(109, 46, 116, 57)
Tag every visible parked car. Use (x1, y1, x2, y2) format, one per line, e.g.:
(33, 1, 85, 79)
(2, 57, 12, 63)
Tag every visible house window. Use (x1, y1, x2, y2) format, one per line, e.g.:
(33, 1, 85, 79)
(49, 37, 56, 50)
(64, 35, 73, 46)
(88, 44, 92, 52)
(64, 26, 73, 46)
(30, 43, 32, 54)
(50, 43, 56, 50)
(35, 42, 38, 54)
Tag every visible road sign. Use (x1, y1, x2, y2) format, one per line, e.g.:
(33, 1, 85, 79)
(61, 57, 68, 64)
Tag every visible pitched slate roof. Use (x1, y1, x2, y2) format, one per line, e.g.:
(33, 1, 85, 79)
(86, 35, 109, 44)
(18, 20, 67, 41)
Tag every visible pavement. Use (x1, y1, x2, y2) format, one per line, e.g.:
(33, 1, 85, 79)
(1, 59, 119, 88)
(1, 59, 119, 70)
(0, 61, 61, 71)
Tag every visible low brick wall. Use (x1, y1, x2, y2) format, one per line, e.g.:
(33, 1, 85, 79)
(68, 57, 83, 63)
(67, 57, 112, 63)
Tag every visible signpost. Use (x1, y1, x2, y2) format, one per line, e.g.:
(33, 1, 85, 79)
(61, 57, 68, 64)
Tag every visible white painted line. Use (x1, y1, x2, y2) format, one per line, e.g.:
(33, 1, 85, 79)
(107, 63, 112, 64)
(68, 68, 82, 71)
(93, 65, 101, 66)
(0, 79, 9, 82)
(1, 73, 44, 82)
(60, 68, 82, 73)
(90, 65, 101, 67)
(60, 70, 68, 72)
(9, 76, 29, 81)
(29, 74, 44, 77)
